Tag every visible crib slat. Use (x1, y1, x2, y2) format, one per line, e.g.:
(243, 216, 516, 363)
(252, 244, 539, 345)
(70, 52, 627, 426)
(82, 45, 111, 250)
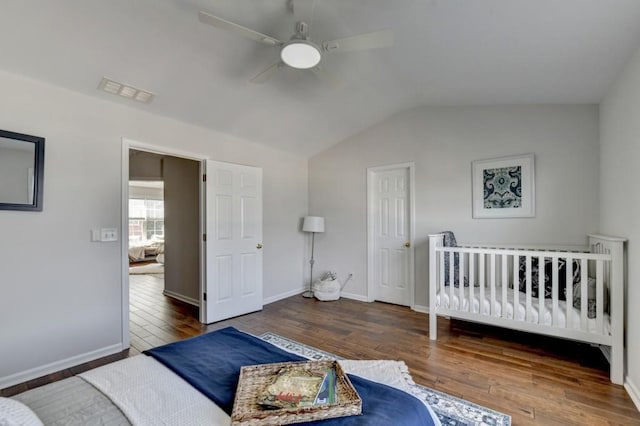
(580, 258, 588, 331)
(459, 252, 465, 311)
(565, 257, 573, 328)
(479, 254, 485, 315)
(501, 255, 508, 319)
(469, 254, 475, 313)
(552, 257, 559, 326)
(596, 260, 604, 333)
(538, 256, 545, 324)
(490, 254, 496, 316)
(513, 255, 519, 321)
(526, 256, 532, 322)
(449, 251, 455, 310)
(439, 249, 445, 307)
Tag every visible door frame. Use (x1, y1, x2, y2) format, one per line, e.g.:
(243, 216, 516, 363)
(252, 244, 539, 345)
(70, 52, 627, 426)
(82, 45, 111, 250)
(366, 162, 416, 308)
(120, 138, 208, 349)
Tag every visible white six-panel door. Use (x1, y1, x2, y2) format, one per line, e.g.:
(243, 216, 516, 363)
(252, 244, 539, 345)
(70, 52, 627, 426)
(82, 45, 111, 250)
(369, 166, 413, 306)
(204, 160, 263, 324)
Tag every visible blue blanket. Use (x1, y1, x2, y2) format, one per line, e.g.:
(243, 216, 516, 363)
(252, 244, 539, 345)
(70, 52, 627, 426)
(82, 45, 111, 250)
(145, 327, 436, 425)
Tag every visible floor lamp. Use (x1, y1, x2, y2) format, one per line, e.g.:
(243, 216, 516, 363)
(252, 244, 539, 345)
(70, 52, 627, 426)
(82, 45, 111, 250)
(302, 216, 325, 298)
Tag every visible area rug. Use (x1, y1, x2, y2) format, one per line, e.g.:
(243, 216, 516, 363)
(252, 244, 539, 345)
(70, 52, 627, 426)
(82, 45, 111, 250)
(129, 262, 164, 275)
(259, 333, 511, 426)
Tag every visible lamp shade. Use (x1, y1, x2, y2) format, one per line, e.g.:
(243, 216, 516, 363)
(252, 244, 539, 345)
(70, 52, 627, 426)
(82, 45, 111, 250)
(302, 216, 325, 233)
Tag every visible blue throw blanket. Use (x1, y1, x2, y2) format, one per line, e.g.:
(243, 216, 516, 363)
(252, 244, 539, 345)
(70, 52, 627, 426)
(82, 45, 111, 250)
(145, 327, 436, 425)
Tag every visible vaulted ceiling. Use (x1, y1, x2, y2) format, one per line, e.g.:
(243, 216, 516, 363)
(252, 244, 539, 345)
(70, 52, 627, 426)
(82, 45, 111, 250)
(2, 0, 640, 157)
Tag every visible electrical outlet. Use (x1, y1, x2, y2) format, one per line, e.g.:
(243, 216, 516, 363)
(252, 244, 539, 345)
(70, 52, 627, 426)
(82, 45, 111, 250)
(101, 228, 118, 242)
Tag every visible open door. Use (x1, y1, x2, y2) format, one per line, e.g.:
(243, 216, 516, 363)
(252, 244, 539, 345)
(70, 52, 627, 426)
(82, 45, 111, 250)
(203, 160, 263, 323)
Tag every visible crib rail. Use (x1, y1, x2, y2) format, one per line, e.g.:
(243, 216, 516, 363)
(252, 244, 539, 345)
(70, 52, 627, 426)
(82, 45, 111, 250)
(428, 233, 626, 384)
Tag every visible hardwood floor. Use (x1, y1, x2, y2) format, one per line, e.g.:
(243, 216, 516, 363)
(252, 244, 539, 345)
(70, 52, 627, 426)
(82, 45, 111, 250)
(2, 274, 638, 425)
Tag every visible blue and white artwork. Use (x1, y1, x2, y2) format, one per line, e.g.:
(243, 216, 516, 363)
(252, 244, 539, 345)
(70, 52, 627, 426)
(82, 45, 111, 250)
(483, 166, 522, 209)
(472, 154, 534, 218)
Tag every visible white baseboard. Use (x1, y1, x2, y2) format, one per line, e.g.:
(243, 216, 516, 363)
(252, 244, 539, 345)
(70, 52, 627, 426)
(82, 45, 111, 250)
(163, 290, 199, 307)
(625, 377, 640, 412)
(263, 287, 307, 305)
(264, 289, 400, 305)
(264, 289, 370, 305)
(339, 292, 369, 302)
(412, 304, 429, 314)
(0, 343, 123, 390)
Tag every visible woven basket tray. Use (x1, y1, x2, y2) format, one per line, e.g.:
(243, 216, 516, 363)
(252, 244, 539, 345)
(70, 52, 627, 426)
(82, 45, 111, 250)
(231, 360, 362, 425)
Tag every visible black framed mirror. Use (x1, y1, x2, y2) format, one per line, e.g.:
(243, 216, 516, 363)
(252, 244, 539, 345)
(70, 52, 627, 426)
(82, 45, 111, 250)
(0, 129, 45, 211)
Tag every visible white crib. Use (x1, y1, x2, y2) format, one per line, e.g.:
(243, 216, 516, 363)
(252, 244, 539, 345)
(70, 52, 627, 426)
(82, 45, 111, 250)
(428, 233, 626, 384)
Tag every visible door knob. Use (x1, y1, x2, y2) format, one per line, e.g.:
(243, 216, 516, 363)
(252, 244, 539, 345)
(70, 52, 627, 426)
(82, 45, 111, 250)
(404, 241, 411, 248)
(256, 243, 263, 249)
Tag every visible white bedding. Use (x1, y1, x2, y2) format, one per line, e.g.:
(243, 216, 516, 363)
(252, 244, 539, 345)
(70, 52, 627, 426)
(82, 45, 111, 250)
(80, 356, 228, 426)
(436, 287, 610, 334)
(128, 245, 146, 261)
(128, 239, 164, 261)
(81, 355, 441, 426)
(0, 397, 44, 426)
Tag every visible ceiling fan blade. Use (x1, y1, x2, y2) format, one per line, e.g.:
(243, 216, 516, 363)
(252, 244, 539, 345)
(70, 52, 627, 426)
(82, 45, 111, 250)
(250, 62, 284, 84)
(311, 66, 341, 88)
(322, 29, 393, 53)
(198, 11, 282, 46)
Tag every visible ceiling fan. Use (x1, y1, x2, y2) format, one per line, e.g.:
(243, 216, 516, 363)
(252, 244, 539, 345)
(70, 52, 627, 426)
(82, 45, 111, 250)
(197, 9, 393, 85)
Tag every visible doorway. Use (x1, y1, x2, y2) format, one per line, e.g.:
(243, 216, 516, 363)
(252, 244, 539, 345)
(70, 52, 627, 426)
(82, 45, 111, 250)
(128, 148, 200, 302)
(367, 163, 415, 307)
(122, 142, 204, 349)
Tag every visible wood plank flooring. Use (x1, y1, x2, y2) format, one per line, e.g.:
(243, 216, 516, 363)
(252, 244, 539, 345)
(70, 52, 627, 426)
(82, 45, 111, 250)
(2, 274, 638, 425)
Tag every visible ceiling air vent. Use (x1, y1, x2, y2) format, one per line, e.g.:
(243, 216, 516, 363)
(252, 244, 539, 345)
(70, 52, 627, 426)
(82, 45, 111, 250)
(98, 77, 155, 104)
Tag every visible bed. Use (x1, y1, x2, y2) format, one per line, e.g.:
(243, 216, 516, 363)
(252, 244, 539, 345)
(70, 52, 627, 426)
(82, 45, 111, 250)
(128, 237, 164, 262)
(428, 233, 626, 385)
(2, 327, 440, 426)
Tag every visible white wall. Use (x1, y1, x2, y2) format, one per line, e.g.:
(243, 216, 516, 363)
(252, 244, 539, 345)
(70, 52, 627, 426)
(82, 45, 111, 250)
(308, 105, 600, 307)
(0, 70, 308, 387)
(600, 45, 640, 406)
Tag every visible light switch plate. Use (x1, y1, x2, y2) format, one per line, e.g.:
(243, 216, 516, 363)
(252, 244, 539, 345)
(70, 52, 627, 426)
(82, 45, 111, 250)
(101, 228, 118, 242)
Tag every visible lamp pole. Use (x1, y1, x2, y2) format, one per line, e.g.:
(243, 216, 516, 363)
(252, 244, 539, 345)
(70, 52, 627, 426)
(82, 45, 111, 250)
(303, 232, 316, 298)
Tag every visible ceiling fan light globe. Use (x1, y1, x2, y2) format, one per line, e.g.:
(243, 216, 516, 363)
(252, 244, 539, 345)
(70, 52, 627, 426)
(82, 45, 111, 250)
(281, 41, 321, 69)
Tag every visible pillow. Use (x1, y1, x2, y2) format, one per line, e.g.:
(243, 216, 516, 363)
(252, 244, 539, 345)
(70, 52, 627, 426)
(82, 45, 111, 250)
(0, 397, 44, 426)
(573, 277, 608, 319)
(518, 257, 581, 301)
(440, 231, 468, 287)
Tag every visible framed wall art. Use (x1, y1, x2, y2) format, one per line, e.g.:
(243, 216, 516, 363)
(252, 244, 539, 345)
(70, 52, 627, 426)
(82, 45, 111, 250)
(471, 153, 534, 218)
(0, 129, 45, 211)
